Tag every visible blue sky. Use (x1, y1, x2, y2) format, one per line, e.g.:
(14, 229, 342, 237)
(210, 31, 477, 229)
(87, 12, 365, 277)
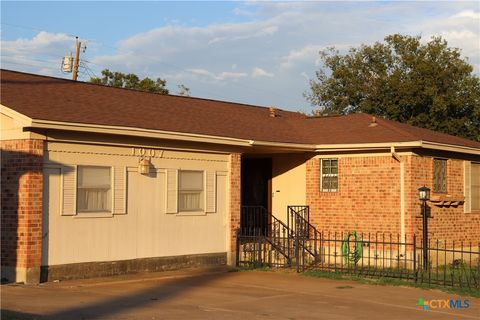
(2, 1, 479, 111)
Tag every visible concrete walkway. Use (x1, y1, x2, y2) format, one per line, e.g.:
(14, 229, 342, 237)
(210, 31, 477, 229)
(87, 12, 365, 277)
(1, 268, 479, 319)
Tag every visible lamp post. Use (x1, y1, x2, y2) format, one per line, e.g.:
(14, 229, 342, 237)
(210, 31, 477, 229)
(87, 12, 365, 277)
(418, 186, 431, 270)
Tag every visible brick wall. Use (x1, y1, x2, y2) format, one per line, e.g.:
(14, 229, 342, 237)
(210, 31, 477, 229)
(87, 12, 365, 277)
(306, 154, 480, 244)
(306, 156, 401, 235)
(405, 156, 480, 243)
(228, 153, 241, 262)
(1, 139, 44, 282)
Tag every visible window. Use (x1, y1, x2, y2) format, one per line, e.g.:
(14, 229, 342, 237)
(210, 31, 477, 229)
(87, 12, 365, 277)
(77, 166, 111, 213)
(472, 163, 480, 210)
(321, 159, 338, 192)
(178, 170, 204, 211)
(433, 159, 447, 193)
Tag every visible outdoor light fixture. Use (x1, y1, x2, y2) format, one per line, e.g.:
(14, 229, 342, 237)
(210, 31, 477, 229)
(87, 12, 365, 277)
(138, 158, 151, 175)
(418, 185, 431, 270)
(418, 186, 431, 201)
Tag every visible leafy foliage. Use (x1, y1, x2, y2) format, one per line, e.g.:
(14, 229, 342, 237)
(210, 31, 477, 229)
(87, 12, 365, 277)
(177, 84, 191, 96)
(305, 34, 480, 141)
(90, 69, 169, 94)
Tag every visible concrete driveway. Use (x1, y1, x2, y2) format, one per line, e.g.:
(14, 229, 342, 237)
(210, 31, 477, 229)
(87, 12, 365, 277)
(1, 268, 479, 319)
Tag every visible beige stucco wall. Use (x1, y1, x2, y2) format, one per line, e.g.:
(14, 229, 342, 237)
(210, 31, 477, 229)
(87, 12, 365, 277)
(43, 141, 229, 266)
(271, 154, 307, 222)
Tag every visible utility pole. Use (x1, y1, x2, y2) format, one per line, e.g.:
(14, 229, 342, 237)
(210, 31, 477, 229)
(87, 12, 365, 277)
(72, 37, 81, 81)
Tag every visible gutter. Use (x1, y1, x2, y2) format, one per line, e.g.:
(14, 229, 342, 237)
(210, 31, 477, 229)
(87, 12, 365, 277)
(391, 146, 406, 251)
(2, 104, 478, 154)
(315, 141, 480, 156)
(28, 119, 317, 151)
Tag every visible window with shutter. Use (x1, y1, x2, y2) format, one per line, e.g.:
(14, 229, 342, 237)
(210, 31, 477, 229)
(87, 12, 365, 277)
(166, 169, 178, 214)
(113, 166, 127, 214)
(472, 163, 480, 211)
(62, 165, 77, 215)
(77, 166, 112, 213)
(205, 171, 216, 213)
(178, 170, 204, 211)
(433, 159, 447, 193)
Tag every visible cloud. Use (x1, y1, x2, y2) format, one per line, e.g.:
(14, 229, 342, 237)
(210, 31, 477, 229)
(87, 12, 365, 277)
(410, 9, 480, 68)
(1, 31, 73, 56)
(450, 10, 480, 19)
(3, 2, 478, 110)
(187, 68, 248, 81)
(252, 67, 273, 78)
(280, 44, 323, 70)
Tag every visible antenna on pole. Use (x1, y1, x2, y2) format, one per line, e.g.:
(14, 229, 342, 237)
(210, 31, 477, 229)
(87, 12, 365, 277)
(72, 37, 81, 81)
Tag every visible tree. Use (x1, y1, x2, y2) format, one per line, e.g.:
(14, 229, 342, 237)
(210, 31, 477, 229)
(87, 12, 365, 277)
(177, 84, 190, 96)
(90, 69, 169, 94)
(305, 34, 480, 141)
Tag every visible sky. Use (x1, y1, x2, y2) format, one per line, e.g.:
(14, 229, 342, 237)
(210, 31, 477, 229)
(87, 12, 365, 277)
(1, 1, 479, 112)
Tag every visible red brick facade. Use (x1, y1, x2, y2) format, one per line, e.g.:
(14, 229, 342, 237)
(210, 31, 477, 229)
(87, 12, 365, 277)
(404, 156, 480, 242)
(307, 155, 402, 235)
(306, 154, 480, 243)
(229, 153, 241, 261)
(1, 139, 44, 283)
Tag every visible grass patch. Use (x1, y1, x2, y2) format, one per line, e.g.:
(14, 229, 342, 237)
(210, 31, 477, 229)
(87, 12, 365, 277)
(302, 270, 480, 298)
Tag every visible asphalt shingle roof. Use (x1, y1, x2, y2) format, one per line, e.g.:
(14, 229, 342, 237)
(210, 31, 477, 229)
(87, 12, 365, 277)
(1, 69, 479, 149)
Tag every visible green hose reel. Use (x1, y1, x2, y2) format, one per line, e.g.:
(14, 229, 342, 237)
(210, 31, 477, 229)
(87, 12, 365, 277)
(341, 231, 363, 264)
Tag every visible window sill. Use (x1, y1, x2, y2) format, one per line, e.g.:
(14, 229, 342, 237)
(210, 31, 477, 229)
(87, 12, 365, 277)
(176, 211, 207, 216)
(74, 212, 114, 218)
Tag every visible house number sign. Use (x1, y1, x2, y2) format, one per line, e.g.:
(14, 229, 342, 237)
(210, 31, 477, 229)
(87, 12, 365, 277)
(131, 147, 163, 158)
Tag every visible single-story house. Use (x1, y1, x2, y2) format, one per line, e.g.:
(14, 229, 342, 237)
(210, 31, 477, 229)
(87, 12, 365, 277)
(1, 69, 479, 284)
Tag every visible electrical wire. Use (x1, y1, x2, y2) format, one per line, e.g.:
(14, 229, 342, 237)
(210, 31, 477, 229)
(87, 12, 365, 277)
(1, 21, 302, 106)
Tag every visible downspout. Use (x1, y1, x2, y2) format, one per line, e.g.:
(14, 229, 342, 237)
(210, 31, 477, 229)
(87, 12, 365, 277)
(391, 146, 405, 248)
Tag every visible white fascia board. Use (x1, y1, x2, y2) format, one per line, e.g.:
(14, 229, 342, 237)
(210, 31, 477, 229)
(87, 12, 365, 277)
(420, 141, 480, 156)
(249, 140, 316, 151)
(28, 119, 253, 147)
(315, 140, 480, 156)
(314, 141, 422, 152)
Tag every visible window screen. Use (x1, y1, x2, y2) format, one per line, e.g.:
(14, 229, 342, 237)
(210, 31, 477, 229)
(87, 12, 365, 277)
(178, 171, 204, 211)
(321, 159, 338, 192)
(77, 166, 111, 212)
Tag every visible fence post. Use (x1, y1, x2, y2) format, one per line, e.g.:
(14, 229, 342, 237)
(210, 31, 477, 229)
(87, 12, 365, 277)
(413, 234, 417, 283)
(236, 229, 240, 267)
(295, 217, 299, 273)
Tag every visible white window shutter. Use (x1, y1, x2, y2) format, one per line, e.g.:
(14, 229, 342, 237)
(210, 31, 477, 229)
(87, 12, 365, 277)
(113, 166, 127, 214)
(166, 169, 178, 214)
(464, 161, 471, 213)
(205, 171, 216, 213)
(61, 165, 76, 216)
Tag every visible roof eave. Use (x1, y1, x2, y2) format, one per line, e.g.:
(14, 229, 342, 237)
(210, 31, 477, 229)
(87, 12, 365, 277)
(314, 141, 480, 155)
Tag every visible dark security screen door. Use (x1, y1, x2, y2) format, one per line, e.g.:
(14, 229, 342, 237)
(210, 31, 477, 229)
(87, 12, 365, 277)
(241, 158, 272, 234)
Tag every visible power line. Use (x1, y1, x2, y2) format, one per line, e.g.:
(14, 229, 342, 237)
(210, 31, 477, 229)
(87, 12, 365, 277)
(1, 60, 61, 72)
(1, 21, 302, 106)
(1, 55, 58, 64)
(1, 22, 80, 40)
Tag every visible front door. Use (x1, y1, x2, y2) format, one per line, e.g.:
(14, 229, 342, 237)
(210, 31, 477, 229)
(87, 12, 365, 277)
(241, 158, 272, 234)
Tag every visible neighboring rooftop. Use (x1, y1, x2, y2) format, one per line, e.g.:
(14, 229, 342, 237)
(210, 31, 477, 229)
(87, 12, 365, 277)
(1, 69, 479, 149)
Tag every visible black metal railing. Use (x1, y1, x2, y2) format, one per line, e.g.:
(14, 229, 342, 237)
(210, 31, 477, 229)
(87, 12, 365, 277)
(288, 205, 323, 271)
(312, 232, 479, 289)
(238, 206, 293, 266)
(240, 206, 269, 236)
(237, 205, 479, 289)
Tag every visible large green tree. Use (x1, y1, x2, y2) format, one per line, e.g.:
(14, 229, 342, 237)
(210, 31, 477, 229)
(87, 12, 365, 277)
(305, 34, 480, 141)
(89, 69, 169, 94)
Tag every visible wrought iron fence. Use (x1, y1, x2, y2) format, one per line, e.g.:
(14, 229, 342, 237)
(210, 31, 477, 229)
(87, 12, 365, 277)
(237, 230, 480, 289)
